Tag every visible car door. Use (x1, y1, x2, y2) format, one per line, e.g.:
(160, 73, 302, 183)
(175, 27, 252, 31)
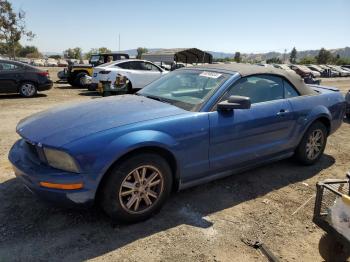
(208, 74, 295, 171)
(142, 62, 163, 83)
(0, 62, 21, 93)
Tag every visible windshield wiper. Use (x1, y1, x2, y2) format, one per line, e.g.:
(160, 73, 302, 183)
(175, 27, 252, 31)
(142, 95, 172, 105)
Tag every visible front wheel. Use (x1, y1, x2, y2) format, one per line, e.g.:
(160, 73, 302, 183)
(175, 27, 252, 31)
(100, 153, 173, 223)
(295, 121, 327, 165)
(19, 82, 37, 97)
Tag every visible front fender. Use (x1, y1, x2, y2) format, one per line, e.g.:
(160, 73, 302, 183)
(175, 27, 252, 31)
(94, 130, 178, 182)
(71, 68, 92, 76)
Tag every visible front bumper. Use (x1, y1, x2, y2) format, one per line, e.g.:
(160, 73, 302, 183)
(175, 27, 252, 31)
(8, 139, 96, 207)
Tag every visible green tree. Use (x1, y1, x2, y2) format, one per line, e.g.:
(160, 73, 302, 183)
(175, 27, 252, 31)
(298, 56, 316, 65)
(84, 47, 112, 59)
(136, 47, 148, 59)
(18, 45, 41, 58)
(289, 47, 297, 64)
(25, 51, 41, 58)
(234, 52, 241, 63)
(0, 0, 35, 58)
(266, 57, 282, 64)
(64, 47, 82, 59)
(316, 48, 332, 64)
(98, 47, 111, 54)
(48, 55, 61, 59)
(335, 57, 350, 65)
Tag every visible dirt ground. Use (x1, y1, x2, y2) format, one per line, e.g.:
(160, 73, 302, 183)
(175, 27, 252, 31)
(0, 68, 349, 262)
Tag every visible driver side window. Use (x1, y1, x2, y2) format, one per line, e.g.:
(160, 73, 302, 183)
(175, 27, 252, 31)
(222, 74, 284, 104)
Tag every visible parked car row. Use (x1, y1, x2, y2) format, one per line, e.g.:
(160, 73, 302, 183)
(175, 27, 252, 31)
(12, 57, 91, 67)
(268, 63, 350, 78)
(14, 57, 69, 67)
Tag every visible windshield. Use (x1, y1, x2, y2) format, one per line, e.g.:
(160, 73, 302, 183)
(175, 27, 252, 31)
(138, 70, 229, 111)
(90, 55, 100, 62)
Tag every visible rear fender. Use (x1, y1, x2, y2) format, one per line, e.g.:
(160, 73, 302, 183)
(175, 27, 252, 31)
(296, 105, 331, 144)
(71, 68, 92, 76)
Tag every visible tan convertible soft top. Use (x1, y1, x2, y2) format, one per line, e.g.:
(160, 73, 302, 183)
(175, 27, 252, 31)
(190, 63, 316, 95)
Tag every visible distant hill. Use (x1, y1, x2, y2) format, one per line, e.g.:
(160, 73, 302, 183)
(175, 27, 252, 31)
(213, 47, 350, 62)
(44, 47, 350, 61)
(207, 51, 234, 59)
(42, 51, 62, 57)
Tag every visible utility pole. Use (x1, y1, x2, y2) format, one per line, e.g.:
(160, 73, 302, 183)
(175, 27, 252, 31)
(283, 49, 287, 63)
(118, 34, 121, 51)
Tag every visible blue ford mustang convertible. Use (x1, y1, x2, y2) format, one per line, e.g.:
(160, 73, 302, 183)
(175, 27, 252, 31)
(9, 64, 346, 222)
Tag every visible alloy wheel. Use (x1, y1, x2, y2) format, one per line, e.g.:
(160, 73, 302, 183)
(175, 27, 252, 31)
(21, 83, 36, 97)
(119, 165, 164, 214)
(306, 129, 324, 160)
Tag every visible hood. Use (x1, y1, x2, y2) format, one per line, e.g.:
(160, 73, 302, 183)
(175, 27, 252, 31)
(17, 95, 186, 147)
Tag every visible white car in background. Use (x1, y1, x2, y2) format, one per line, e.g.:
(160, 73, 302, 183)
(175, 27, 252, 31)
(273, 64, 296, 74)
(91, 59, 168, 92)
(32, 59, 45, 67)
(327, 65, 350, 77)
(45, 58, 58, 67)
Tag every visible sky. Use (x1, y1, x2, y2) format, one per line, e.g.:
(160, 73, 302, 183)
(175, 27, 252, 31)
(10, 0, 350, 54)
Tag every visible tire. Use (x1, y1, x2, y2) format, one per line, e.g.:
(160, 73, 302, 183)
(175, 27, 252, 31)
(100, 153, 173, 223)
(67, 78, 74, 86)
(74, 72, 88, 87)
(318, 233, 350, 262)
(19, 82, 37, 98)
(295, 121, 327, 165)
(126, 82, 133, 94)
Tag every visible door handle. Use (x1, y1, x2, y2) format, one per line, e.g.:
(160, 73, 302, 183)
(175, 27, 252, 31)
(276, 109, 289, 116)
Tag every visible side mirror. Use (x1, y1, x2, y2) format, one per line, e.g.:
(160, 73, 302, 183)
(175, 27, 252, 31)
(217, 95, 251, 111)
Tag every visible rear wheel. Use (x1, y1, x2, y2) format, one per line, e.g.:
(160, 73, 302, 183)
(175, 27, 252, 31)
(100, 153, 172, 223)
(74, 72, 88, 87)
(67, 77, 74, 86)
(19, 82, 37, 97)
(295, 121, 327, 165)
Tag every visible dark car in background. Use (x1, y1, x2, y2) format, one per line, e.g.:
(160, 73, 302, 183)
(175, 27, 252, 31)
(0, 59, 52, 97)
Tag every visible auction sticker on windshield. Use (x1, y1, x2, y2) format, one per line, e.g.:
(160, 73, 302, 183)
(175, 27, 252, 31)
(199, 71, 222, 79)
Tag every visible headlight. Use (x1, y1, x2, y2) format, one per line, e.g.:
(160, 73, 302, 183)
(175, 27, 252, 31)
(43, 148, 80, 173)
